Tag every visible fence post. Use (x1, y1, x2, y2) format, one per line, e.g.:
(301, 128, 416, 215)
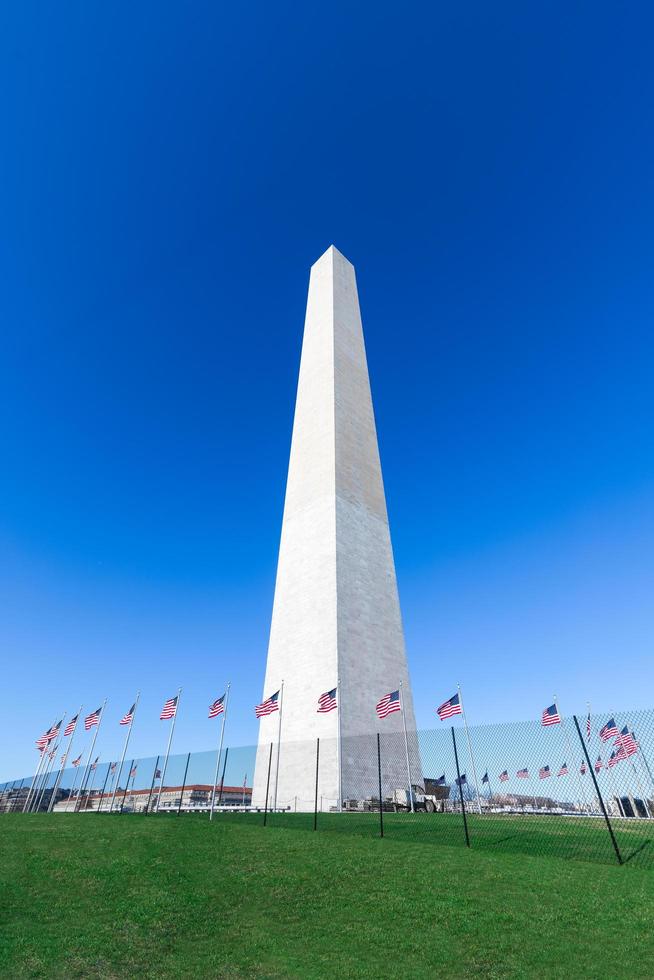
(145, 756, 160, 815)
(263, 742, 273, 827)
(573, 714, 623, 865)
(217, 748, 229, 807)
(177, 752, 191, 815)
(120, 761, 134, 814)
(451, 727, 470, 847)
(313, 738, 320, 831)
(377, 733, 384, 839)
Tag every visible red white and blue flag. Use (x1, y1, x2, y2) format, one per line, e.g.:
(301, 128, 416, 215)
(154, 768, 162, 779)
(376, 690, 401, 719)
(64, 715, 79, 737)
(255, 691, 280, 718)
(110, 762, 117, 773)
(160, 696, 178, 720)
(85, 707, 102, 730)
(437, 693, 462, 720)
(317, 689, 337, 714)
(120, 704, 136, 726)
(599, 718, 618, 741)
(539, 765, 551, 779)
(608, 751, 619, 768)
(580, 761, 587, 775)
(557, 762, 568, 776)
(129, 765, 137, 778)
(35, 721, 62, 750)
(594, 755, 603, 772)
(90, 757, 99, 771)
(541, 704, 561, 726)
(517, 768, 529, 778)
(72, 754, 82, 767)
(209, 694, 226, 719)
(617, 728, 638, 756)
(499, 770, 509, 782)
(455, 774, 467, 787)
(586, 713, 591, 739)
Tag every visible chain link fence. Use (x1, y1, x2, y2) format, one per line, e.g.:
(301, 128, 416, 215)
(3, 708, 653, 869)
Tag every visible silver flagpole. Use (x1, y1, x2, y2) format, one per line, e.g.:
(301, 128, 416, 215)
(33, 736, 63, 813)
(337, 674, 343, 813)
(458, 685, 482, 815)
(156, 688, 182, 812)
(110, 692, 141, 814)
(556, 696, 592, 814)
(31, 713, 66, 812)
(23, 750, 46, 813)
(24, 749, 48, 813)
(49, 705, 83, 813)
(210, 682, 231, 821)
(66, 755, 85, 811)
(24, 716, 57, 813)
(273, 680, 284, 811)
(399, 681, 414, 813)
(75, 699, 107, 812)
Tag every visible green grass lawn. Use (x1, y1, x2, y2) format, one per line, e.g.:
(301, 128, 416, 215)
(2, 813, 653, 979)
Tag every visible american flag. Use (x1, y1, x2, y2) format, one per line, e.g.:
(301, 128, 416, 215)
(541, 704, 561, 726)
(455, 774, 467, 786)
(154, 768, 162, 779)
(376, 690, 401, 719)
(435, 774, 446, 785)
(255, 690, 280, 718)
(482, 772, 489, 784)
(64, 715, 79, 737)
(499, 770, 509, 782)
(317, 689, 337, 714)
(129, 765, 137, 778)
(85, 707, 102, 730)
(110, 762, 117, 773)
(517, 768, 529, 778)
(436, 693, 462, 720)
(557, 762, 568, 776)
(586, 713, 591, 739)
(607, 751, 619, 768)
(72, 754, 82, 767)
(48, 748, 56, 760)
(35, 720, 61, 750)
(61, 754, 67, 765)
(120, 704, 136, 726)
(209, 694, 226, 719)
(160, 696, 178, 720)
(539, 765, 551, 779)
(90, 756, 99, 771)
(580, 761, 587, 775)
(594, 755, 603, 772)
(599, 717, 618, 741)
(617, 727, 638, 756)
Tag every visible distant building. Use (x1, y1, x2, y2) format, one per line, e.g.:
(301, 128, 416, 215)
(52, 784, 252, 813)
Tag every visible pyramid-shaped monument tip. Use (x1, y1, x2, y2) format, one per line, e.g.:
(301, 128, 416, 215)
(312, 244, 353, 267)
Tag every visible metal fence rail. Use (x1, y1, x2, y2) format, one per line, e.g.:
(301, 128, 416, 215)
(3, 708, 653, 870)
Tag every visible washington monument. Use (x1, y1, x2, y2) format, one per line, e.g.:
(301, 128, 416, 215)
(252, 246, 420, 811)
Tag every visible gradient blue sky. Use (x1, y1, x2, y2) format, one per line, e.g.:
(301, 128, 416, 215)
(2, 3, 653, 779)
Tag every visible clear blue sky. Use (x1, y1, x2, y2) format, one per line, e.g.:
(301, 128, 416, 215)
(2, 3, 653, 779)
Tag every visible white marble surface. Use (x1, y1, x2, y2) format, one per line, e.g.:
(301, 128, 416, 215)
(252, 247, 421, 810)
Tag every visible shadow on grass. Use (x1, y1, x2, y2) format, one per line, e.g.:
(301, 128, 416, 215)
(622, 839, 651, 865)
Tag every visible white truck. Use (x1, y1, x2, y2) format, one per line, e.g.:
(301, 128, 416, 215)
(391, 784, 437, 813)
